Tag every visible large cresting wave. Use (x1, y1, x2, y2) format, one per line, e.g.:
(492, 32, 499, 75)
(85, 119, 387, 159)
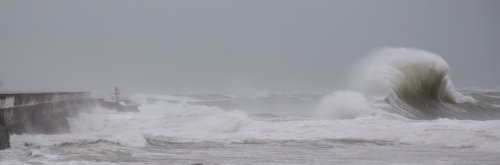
(347, 48, 500, 120)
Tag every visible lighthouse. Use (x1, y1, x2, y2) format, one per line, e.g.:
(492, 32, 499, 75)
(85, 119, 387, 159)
(97, 86, 139, 112)
(113, 86, 120, 101)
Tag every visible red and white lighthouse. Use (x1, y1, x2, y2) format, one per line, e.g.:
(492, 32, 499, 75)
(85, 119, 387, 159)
(113, 86, 120, 101)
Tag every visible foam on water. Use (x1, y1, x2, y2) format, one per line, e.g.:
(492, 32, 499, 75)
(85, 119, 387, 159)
(2, 48, 500, 164)
(1, 90, 500, 164)
(315, 90, 381, 119)
(6, 97, 499, 153)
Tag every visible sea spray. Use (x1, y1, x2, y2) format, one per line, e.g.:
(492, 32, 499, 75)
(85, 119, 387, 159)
(315, 91, 378, 119)
(2, 48, 500, 164)
(349, 48, 473, 103)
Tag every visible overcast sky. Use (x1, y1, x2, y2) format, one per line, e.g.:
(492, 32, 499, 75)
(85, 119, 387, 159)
(1, 0, 499, 93)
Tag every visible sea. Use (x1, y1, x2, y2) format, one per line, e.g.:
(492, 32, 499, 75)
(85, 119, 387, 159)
(1, 48, 500, 165)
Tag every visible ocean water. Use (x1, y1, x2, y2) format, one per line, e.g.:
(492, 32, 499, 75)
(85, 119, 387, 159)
(1, 48, 500, 164)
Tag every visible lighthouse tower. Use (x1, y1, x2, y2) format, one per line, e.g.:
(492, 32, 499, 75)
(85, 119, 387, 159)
(113, 86, 120, 101)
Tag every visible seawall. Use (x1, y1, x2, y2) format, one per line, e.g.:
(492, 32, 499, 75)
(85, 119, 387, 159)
(0, 91, 94, 150)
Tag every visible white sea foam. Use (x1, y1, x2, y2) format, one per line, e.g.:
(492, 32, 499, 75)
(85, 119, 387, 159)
(7, 97, 498, 153)
(3, 48, 499, 164)
(315, 90, 380, 119)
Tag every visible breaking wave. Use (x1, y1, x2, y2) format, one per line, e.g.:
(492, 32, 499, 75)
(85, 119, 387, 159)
(339, 48, 500, 120)
(12, 101, 500, 153)
(4, 47, 500, 165)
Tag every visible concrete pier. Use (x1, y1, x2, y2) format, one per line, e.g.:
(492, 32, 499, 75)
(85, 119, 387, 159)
(0, 91, 93, 150)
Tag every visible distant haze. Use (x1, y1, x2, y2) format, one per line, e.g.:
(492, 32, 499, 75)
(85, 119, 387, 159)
(1, 0, 499, 93)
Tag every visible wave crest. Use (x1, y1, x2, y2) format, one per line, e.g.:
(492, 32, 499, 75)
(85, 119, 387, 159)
(346, 48, 485, 119)
(393, 62, 456, 104)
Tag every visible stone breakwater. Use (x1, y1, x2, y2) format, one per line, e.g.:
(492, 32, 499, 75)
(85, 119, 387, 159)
(0, 91, 94, 150)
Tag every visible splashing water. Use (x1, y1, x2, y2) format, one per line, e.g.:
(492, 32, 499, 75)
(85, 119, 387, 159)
(1, 48, 500, 164)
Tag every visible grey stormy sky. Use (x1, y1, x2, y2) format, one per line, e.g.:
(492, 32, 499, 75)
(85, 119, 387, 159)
(0, 0, 499, 93)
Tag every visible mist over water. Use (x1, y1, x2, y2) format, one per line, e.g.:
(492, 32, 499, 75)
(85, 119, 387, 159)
(1, 48, 500, 164)
(1, 0, 499, 164)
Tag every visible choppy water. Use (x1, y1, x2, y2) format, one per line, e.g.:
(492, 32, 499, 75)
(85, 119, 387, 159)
(1, 89, 499, 165)
(1, 48, 500, 164)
